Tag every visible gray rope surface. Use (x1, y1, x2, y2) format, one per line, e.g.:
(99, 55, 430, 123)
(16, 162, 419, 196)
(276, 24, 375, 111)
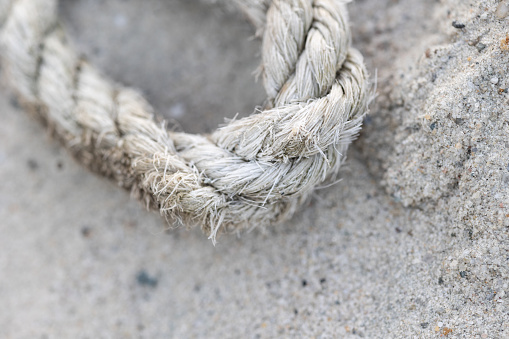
(0, 0, 369, 242)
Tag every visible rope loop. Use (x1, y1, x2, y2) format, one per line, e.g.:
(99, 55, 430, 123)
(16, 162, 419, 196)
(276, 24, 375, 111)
(0, 0, 370, 243)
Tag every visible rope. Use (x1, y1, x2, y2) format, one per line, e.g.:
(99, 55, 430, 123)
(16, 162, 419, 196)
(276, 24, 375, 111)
(0, 0, 369, 243)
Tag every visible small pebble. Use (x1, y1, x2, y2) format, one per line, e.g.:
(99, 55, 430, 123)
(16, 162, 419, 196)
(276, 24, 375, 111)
(490, 77, 499, 84)
(476, 43, 486, 52)
(495, 3, 509, 19)
(452, 21, 465, 29)
(136, 270, 158, 288)
(437, 321, 443, 327)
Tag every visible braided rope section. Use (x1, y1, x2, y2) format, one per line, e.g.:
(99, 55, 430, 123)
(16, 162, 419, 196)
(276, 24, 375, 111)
(0, 0, 369, 242)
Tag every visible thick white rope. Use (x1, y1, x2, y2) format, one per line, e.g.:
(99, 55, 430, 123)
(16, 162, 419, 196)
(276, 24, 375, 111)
(0, 0, 369, 242)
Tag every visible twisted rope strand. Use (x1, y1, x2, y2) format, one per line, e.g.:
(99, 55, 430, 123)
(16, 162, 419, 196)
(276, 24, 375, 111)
(0, 0, 369, 243)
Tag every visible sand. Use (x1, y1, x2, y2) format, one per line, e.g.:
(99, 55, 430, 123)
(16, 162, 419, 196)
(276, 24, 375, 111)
(0, 0, 507, 337)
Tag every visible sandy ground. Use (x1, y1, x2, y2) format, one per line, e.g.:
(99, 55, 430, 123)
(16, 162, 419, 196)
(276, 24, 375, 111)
(0, 0, 507, 338)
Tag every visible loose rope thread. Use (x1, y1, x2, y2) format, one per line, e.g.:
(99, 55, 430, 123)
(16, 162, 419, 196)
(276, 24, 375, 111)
(0, 0, 369, 243)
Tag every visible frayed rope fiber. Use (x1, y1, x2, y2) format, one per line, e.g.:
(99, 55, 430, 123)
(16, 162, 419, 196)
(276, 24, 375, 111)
(0, 0, 370, 243)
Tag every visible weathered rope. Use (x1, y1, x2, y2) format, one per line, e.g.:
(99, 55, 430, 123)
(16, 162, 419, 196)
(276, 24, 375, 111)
(0, 0, 369, 242)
